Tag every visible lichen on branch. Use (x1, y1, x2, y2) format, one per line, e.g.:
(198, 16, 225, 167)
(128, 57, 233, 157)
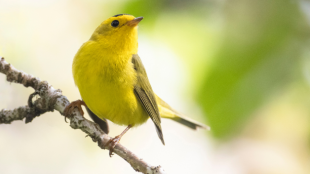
(0, 57, 166, 174)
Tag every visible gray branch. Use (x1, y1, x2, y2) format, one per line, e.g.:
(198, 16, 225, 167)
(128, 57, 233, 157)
(0, 57, 166, 174)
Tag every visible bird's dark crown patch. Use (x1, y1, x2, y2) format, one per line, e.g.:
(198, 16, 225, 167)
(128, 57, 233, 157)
(113, 14, 131, 17)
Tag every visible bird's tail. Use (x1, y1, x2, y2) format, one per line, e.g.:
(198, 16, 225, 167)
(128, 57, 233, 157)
(156, 95, 210, 130)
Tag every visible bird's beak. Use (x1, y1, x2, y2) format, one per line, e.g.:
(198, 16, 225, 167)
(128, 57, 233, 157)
(127, 17, 143, 27)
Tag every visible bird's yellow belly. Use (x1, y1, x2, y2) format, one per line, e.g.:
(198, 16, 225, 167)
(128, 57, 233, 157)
(74, 64, 149, 127)
(83, 83, 148, 126)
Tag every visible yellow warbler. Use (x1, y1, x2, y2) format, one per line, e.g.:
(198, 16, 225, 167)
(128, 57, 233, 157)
(64, 14, 208, 156)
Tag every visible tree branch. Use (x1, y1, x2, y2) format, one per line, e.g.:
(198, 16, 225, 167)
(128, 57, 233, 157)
(0, 57, 166, 174)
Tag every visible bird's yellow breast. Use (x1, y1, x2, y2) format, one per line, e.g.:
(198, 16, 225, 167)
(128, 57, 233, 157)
(72, 41, 149, 126)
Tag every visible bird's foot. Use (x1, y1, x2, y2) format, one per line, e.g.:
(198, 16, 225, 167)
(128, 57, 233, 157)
(105, 135, 121, 157)
(63, 100, 86, 122)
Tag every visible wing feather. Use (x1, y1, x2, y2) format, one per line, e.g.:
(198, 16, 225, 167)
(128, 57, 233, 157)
(132, 54, 165, 145)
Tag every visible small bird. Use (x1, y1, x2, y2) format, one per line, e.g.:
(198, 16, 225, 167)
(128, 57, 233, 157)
(64, 14, 208, 157)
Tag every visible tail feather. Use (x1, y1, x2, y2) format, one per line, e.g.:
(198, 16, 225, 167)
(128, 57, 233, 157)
(156, 95, 210, 130)
(86, 107, 109, 134)
(171, 114, 210, 130)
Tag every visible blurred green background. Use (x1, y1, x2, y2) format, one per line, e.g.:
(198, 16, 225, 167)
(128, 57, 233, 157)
(1, 0, 310, 173)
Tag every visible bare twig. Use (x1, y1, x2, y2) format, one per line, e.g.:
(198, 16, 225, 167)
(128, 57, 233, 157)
(0, 57, 166, 174)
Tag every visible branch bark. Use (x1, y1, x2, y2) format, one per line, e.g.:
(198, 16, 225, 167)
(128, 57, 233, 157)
(0, 57, 166, 174)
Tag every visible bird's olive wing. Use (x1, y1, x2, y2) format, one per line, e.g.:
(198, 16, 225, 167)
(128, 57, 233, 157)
(132, 54, 165, 145)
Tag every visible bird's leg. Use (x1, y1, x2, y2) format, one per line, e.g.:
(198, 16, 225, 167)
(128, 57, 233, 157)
(105, 125, 132, 157)
(63, 100, 86, 122)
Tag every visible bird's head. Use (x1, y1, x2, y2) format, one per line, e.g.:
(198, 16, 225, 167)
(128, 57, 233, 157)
(90, 14, 143, 53)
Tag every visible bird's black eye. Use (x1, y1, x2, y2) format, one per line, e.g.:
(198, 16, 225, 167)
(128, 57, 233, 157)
(111, 20, 119, 27)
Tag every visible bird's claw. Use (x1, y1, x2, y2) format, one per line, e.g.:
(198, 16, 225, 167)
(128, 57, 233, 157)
(63, 100, 86, 122)
(105, 136, 121, 157)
